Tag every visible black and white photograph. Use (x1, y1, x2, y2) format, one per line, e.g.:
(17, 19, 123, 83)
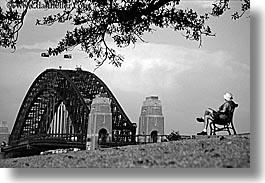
(0, 0, 260, 182)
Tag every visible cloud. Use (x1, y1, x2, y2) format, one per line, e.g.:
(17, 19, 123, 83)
(6, 41, 250, 88)
(15, 41, 196, 94)
(93, 42, 250, 100)
(179, 0, 215, 10)
(0, 1, 7, 9)
(95, 43, 191, 93)
(199, 0, 215, 9)
(17, 40, 58, 51)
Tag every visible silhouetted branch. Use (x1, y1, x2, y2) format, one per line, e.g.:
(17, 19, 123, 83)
(0, 0, 250, 69)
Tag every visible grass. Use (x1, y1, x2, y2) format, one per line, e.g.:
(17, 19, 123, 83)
(0, 135, 250, 168)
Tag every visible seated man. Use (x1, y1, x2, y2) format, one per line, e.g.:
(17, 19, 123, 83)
(196, 92, 238, 135)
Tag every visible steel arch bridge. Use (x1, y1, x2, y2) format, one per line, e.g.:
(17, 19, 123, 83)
(5, 68, 136, 157)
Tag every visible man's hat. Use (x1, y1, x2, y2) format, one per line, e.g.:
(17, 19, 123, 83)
(224, 92, 233, 101)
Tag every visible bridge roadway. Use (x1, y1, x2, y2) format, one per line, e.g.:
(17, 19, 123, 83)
(2, 134, 85, 157)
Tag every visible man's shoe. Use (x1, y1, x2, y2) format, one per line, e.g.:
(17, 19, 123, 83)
(197, 131, 207, 135)
(196, 117, 204, 122)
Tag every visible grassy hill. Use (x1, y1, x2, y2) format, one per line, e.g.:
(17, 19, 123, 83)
(0, 135, 250, 168)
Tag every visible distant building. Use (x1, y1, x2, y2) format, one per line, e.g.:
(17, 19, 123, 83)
(0, 121, 10, 144)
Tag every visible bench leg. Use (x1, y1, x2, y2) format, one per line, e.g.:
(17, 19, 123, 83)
(230, 123, 237, 135)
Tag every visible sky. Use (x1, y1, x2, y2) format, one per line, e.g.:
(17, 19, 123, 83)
(0, 0, 250, 135)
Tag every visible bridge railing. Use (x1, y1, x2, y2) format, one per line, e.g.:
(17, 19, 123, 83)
(135, 135, 169, 144)
(98, 134, 169, 148)
(9, 133, 86, 146)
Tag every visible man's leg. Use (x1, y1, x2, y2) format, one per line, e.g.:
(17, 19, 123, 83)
(204, 108, 215, 117)
(202, 116, 212, 132)
(197, 108, 215, 135)
(203, 108, 215, 130)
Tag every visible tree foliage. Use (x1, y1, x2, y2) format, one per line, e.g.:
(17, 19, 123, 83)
(0, 0, 250, 68)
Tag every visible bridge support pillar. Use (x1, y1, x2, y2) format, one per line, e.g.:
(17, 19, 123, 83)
(87, 95, 112, 150)
(138, 96, 164, 142)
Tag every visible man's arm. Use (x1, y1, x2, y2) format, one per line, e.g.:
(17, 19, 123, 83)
(218, 102, 230, 114)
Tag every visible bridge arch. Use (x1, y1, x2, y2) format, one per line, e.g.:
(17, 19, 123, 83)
(9, 69, 136, 150)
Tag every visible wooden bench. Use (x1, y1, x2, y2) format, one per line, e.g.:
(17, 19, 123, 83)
(209, 104, 238, 135)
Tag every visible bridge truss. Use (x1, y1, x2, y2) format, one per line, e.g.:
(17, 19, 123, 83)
(5, 68, 136, 157)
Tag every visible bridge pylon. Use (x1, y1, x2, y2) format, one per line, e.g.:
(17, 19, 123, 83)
(87, 94, 112, 150)
(138, 96, 164, 142)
